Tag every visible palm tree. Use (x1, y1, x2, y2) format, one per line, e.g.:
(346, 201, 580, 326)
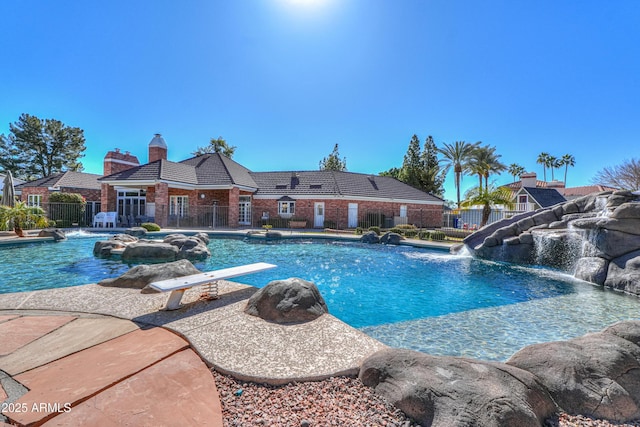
(560, 154, 575, 184)
(507, 163, 526, 182)
(467, 145, 507, 191)
(546, 155, 560, 181)
(462, 185, 514, 227)
(537, 152, 550, 181)
(438, 141, 479, 208)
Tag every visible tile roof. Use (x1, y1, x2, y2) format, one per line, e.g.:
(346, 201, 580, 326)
(16, 171, 102, 191)
(522, 187, 567, 208)
(562, 185, 618, 197)
(99, 152, 441, 202)
(252, 170, 443, 202)
(101, 154, 258, 189)
(179, 154, 257, 188)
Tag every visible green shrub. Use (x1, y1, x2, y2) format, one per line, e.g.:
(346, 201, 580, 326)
(404, 230, 418, 238)
(395, 223, 417, 230)
(419, 230, 431, 240)
(368, 226, 380, 235)
(355, 227, 364, 235)
(49, 192, 85, 203)
(431, 230, 446, 241)
(141, 222, 161, 232)
(389, 227, 404, 235)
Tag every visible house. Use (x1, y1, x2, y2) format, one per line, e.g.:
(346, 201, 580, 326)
(98, 134, 444, 228)
(503, 172, 617, 208)
(16, 171, 104, 208)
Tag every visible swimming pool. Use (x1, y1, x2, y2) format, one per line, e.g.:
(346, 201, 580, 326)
(2, 232, 639, 360)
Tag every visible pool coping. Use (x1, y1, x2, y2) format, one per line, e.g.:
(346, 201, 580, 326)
(0, 228, 455, 252)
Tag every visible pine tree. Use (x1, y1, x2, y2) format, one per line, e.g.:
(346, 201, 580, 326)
(319, 144, 347, 171)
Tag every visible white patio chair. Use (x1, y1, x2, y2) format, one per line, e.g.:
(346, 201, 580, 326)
(105, 212, 117, 228)
(92, 212, 106, 228)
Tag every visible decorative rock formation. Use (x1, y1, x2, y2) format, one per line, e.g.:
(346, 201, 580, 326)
(507, 320, 640, 422)
(162, 234, 210, 261)
(93, 234, 137, 257)
(37, 228, 66, 241)
(459, 191, 640, 295)
(359, 348, 556, 427)
(121, 242, 179, 262)
(379, 232, 403, 245)
(244, 278, 328, 324)
(361, 321, 640, 425)
(360, 231, 380, 244)
(98, 259, 201, 293)
(124, 227, 147, 237)
(93, 233, 211, 262)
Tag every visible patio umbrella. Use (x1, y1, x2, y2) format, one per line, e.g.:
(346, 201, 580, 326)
(1, 170, 16, 207)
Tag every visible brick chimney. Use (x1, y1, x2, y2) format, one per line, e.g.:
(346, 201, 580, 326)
(149, 133, 168, 163)
(103, 148, 140, 176)
(520, 172, 537, 188)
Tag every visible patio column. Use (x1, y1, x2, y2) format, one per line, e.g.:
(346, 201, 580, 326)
(229, 187, 239, 228)
(154, 182, 169, 227)
(100, 183, 116, 212)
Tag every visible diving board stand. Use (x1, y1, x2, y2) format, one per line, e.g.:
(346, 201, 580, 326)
(149, 262, 277, 310)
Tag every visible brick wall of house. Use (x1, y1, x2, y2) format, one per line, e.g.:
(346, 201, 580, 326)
(100, 183, 117, 212)
(21, 187, 101, 205)
(20, 187, 50, 205)
(154, 183, 169, 227)
(252, 198, 442, 228)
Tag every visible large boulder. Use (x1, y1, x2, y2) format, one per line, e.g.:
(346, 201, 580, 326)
(379, 232, 403, 245)
(125, 227, 147, 237)
(93, 234, 139, 257)
(98, 259, 201, 293)
(121, 242, 179, 262)
(359, 348, 556, 427)
(360, 231, 380, 244)
(37, 228, 66, 241)
(163, 234, 211, 261)
(244, 278, 328, 324)
(507, 328, 640, 421)
(604, 249, 640, 295)
(574, 256, 609, 285)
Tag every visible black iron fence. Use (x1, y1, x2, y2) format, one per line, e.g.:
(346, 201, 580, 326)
(28, 203, 524, 232)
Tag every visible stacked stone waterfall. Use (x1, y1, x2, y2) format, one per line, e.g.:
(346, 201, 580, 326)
(458, 190, 640, 295)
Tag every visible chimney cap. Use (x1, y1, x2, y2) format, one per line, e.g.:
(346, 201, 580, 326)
(149, 133, 167, 149)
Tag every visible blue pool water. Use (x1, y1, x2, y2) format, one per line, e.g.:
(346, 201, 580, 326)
(2, 232, 639, 360)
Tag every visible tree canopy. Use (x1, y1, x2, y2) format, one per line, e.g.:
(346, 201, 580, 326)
(0, 114, 86, 180)
(192, 136, 236, 158)
(592, 158, 640, 191)
(319, 143, 347, 171)
(462, 185, 514, 227)
(381, 135, 445, 196)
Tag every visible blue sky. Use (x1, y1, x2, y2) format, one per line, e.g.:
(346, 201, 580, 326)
(1, 0, 639, 202)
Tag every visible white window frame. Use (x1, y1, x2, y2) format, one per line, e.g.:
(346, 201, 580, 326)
(27, 194, 42, 207)
(278, 201, 295, 217)
(169, 195, 188, 217)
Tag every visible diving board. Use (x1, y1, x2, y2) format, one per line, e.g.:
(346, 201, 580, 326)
(149, 262, 277, 310)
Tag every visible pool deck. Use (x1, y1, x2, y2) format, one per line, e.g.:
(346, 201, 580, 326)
(0, 229, 453, 425)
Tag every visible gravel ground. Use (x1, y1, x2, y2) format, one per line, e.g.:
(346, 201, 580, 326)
(213, 369, 640, 427)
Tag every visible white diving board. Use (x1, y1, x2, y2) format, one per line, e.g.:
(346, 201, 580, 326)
(149, 262, 277, 310)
